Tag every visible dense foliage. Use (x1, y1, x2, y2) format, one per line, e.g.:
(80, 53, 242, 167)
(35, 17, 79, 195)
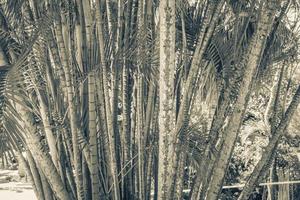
(0, 0, 299, 200)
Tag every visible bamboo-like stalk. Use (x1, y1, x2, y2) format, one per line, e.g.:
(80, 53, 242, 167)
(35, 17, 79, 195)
(47, 31, 67, 99)
(95, 0, 121, 199)
(136, 73, 144, 200)
(238, 85, 300, 200)
(105, 0, 113, 34)
(26, 150, 45, 200)
(39, 168, 54, 200)
(121, 1, 133, 198)
(0, 1, 298, 200)
(20, 105, 73, 200)
(121, 62, 131, 198)
(18, 152, 41, 196)
(88, 71, 100, 200)
(54, 15, 85, 200)
(82, 157, 92, 200)
(172, 1, 226, 198)
(35, 88, 59, 169)
(158, 1, 176, 199)
(57, 134, 67, 189)
(130, 78, 137, 198)
(205, 2, 279, 199)
(95, 68, 111, 196)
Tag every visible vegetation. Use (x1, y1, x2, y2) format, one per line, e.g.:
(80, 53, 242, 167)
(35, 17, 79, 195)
(0, 0, 299, 199)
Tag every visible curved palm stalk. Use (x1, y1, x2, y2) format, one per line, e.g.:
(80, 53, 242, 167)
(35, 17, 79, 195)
(192, 91, 231, 199)
(29, 40, 61, 171)
(18, 151, 43, 199)
(43, 89, 70, 188)
(20, 105, 73, 200)
(205, 1, 279, 199)
(0, 8, 72, 200)
(237, 84, 300, 200)
(35, 87, 59, 169)
(268, 65, 285, 134)
(3, 16, 71, 199)
(39, 168, 54, 200)
(6, 124, 44, 200)
(191, 2, 257, 197)
(26, 149, 46, 200)
(258, 0, 290, 79)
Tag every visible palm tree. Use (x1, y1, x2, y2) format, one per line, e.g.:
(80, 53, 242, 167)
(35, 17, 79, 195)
(0, 0, 299, 200)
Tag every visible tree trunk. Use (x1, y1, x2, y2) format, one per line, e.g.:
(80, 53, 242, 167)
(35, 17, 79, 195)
(27, 150, 45, 200)
(88, 71, 100, 200)
(55, 15, 84, 200)
(95, 0, 121, 199)
(157, 0, 176, 199)
(21, 107, 73, 200)
(204, 1, 279, 199)
(238, 85, 300, 200)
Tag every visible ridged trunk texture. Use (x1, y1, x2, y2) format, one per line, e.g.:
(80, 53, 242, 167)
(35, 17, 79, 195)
(174, 1, 226, 198)
(20, 106, 73, 200)
(204, 1, 279, 199)
(95, 0, 121, 199)
(39, 169, 54, 200)
(27, 150, 45, 200)
(55, 18, 84, 200)
(88, 71, 100, 200)
(158, 0, 176, 199)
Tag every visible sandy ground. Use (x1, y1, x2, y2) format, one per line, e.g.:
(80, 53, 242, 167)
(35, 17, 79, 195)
(0, 170, 36, 200)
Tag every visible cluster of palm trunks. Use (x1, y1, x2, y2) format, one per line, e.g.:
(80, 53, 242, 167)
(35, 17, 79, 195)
(0, 0, 299, 200)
